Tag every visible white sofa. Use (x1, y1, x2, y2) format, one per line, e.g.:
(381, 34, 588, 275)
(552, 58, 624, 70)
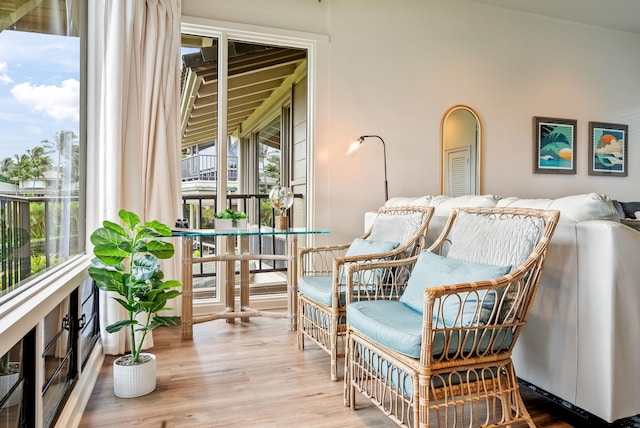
(366, 193, 640, 423)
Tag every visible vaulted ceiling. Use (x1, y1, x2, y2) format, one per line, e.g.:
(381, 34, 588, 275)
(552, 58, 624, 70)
(180, 38, 307, 150)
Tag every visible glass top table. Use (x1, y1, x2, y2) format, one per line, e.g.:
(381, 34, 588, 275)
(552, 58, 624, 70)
(173, 227, 330, 340)
(173, 226, 331, 237)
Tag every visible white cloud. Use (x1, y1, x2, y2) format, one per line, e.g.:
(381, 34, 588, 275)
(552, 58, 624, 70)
(0, 61, 13, 84)
(10, 79, 79, 122)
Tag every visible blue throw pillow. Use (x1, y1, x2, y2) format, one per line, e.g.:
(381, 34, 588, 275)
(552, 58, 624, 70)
(341, 238, 400, 284)
(399, 251, 511, 326)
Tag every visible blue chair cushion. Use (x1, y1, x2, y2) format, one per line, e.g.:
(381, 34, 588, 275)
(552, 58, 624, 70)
(348, 300, 515, 359)
(399, 251, 510, 326)
(341, 238, 400, 284)
(298, 275, 344, 307)
(348, 300, 423, 358)
(299, 240, 400, 307)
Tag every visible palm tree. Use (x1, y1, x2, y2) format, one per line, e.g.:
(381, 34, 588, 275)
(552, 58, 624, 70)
(6, 146, 52, 195)
(43, 131, 79, 193)
(0, 157, 15, 182)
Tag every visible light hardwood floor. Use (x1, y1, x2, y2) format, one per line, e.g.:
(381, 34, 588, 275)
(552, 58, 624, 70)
(79, 317, 589, 428)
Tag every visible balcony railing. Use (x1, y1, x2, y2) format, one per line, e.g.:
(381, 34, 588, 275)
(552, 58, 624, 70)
(181, 192, 303, 296)
(181, 154, 238, 182)
(0, 194, 80, 300)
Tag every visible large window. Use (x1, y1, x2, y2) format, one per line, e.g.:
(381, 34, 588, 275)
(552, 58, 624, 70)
(0, 1, 84, 300)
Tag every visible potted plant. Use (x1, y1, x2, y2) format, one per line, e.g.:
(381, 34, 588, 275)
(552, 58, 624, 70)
(214, 208, 248, 230)
(0, 350, 20, 407)
(88, 209, 181, 398)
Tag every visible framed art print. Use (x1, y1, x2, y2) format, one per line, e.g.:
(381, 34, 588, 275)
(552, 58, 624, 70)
(533, 117, 577, 174)
(588, 122, 628, 176)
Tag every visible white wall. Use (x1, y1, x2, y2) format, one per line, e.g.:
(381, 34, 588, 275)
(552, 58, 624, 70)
(183, 0, 640, 243)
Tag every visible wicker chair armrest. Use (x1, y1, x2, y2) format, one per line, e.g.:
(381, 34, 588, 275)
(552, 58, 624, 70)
(298, 243, 351, 276)
(419, 261, 540, 366)
(334, 243, 410, 265)
(343, 255, 419, 304)
(299, 242, 351, 257)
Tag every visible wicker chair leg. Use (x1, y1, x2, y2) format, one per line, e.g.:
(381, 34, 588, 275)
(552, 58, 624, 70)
(343, 336, 351, 407)
(418, 374, 428, 428)
(330, 316, 338, 381)
(499, 363, 535, 427)
(512, 387, 535, 428)
(297, 298, 304, 350)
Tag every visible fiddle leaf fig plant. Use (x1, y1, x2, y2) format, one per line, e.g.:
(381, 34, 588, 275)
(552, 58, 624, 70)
(88, 209, 181, 364)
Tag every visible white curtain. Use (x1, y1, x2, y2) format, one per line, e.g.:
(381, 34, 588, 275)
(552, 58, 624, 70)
(92, 0, 182, 355)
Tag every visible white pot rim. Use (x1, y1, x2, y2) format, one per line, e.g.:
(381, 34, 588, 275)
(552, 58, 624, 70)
(114, 352, 155, 367)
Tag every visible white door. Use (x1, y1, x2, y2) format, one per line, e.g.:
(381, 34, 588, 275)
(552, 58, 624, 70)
(446, 147, 471, 197)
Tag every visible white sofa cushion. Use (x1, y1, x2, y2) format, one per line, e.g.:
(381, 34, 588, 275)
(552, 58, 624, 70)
(495, 193, 619, 223)
(384, 195, 433, 207)
(429, 194, 500, 217)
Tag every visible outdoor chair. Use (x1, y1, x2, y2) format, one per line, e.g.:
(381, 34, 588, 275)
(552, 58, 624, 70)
(297, 205, 435, 381)
(344, 207, 560, 427)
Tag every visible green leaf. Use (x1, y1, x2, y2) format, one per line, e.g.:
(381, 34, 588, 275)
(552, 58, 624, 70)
(145, 220, 171, 236)
(162, 290, 181, 300)
(88, 265, 124, 293)
(132, 254, 159, 281)
(133, 240, 147, 253)
(159, 279, 182, 290)
(93, 243, 128, 266)
(118, 240, 134, 253)
(146, 240, 175, 259)
(136, 227, 161, 240)
(151, 315, 180, 328)
(112, 297, 138, 313)
(138, 300, 159, 313)
(119, 209, 140, 230)
(106, 319, 137, 334)
(151, 295, 170, 312)
(102, 220, 126, 237)
(90, 227, 124, 247)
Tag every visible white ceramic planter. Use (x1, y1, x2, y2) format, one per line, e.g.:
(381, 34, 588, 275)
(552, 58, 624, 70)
(113, 353, 156, 398)
(0, 364, 21, 407)
(214, 218, 247, 231)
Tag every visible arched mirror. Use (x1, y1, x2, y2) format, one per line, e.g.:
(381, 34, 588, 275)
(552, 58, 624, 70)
(440, 105, 482, 196)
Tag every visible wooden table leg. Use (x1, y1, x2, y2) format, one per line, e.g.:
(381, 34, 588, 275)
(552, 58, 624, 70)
(287, 234, 298, 331)
(181, 236, 193, 340)
(239, 235, 250, 322)
(225, 235, 236, 324)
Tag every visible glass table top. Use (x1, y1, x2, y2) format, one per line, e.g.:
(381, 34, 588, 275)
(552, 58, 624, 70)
(172, 226, 331, 237)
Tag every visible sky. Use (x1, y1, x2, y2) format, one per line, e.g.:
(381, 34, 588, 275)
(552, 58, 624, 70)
(0, 30, 79, 161)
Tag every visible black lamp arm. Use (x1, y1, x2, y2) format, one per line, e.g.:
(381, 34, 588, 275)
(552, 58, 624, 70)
(358, 135, 388, 201)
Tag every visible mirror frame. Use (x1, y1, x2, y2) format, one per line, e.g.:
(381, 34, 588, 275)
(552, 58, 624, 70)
(440, 104, 482, 195)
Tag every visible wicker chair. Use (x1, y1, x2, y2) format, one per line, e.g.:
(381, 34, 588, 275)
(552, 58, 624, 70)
(297, 205, 435, 381)
(344, 207, 560, 427)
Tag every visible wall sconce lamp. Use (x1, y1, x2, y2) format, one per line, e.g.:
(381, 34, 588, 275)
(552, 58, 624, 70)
(346, 134, 388, 201)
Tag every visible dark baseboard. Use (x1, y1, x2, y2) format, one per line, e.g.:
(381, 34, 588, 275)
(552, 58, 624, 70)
(519, 378, 640, 428)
